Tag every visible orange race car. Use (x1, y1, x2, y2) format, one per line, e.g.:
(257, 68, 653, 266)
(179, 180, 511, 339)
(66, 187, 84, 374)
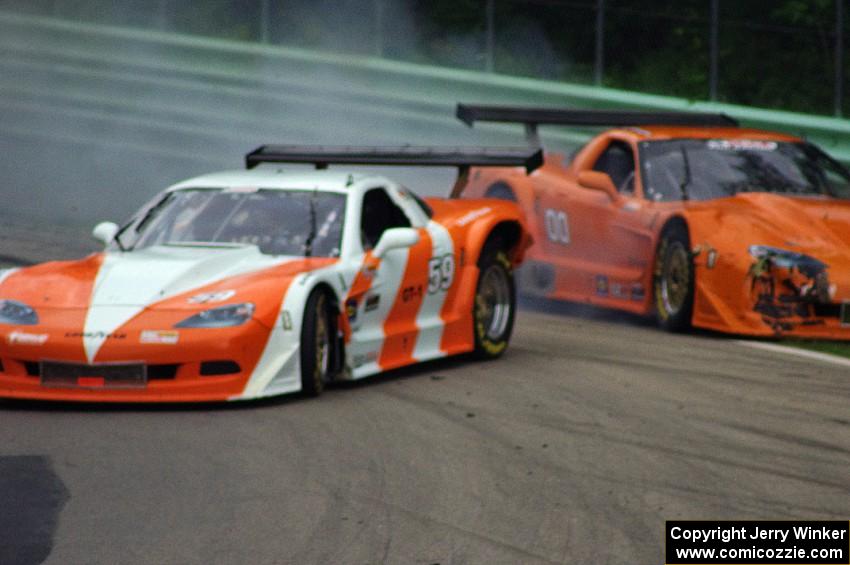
(0, 146, 540, 402)
(455, 104, 850, 339)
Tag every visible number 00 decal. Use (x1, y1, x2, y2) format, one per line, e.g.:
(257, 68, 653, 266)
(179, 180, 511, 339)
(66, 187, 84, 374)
(428, 254, 455, 293)
(544, 209, 570, 245)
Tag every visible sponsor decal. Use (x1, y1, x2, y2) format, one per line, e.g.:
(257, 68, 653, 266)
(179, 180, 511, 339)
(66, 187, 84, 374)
(140, 330, 179, 345)
(7, 331, 48, 345)
(631, 283, 646, 301)
(455, 207, 491, 227)
(65, 331, 126, 340)
(595, 275, 609, 296)
(345, 299, 358, 322)
(707, 139, 778, 151)
(365, 294, 380, 312)
(188, 290, 236, 304)
(353, 351, 378, 368)
(611, 282, 629, 299)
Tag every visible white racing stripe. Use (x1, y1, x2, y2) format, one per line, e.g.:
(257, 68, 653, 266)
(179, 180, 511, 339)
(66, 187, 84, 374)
(736, 339, 850, 369)
(412, 220, 453, 362)
(83, 245, 290, 363)
(351, 245, 410, 378)
(0, 267, 20, 285)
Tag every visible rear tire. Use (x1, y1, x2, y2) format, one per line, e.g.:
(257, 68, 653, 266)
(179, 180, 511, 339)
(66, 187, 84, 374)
(300, 290, 333, 396)
(473, 244, 516, 359)
(653, 224, 694, 332)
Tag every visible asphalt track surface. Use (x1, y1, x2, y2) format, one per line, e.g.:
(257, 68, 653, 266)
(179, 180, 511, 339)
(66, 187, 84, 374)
(1, 230, 849, 565)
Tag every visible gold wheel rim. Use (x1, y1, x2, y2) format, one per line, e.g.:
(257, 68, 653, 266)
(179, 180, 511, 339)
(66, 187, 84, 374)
(661, 242, 689, 315)
(477, 265, 511, 340)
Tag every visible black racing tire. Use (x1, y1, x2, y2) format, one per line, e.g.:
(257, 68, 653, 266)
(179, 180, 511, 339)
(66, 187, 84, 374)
(485, 182, 517, 202)
(472, 244, 516, 359)
(653, 223, 695, 332)
(300, 289, 333, 396)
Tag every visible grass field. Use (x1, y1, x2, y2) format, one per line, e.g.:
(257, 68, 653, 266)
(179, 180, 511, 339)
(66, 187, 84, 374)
(785, 340, 850, 360)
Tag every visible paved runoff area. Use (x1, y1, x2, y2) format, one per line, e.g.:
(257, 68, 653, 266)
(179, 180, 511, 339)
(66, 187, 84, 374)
(0, 223, 848, 565)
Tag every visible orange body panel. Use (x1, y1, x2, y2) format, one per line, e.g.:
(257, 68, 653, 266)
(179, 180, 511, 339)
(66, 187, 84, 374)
(379, 228, 433, 370)
(462, 125, 850, 339)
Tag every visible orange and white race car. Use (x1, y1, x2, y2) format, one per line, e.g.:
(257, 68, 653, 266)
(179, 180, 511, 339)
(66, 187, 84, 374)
(0, 146, 540, 402)
(456, 104, 850, 339)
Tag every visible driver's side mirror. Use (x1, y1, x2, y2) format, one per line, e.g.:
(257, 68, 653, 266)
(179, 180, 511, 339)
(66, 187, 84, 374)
(92, 221, 119, 245)
(373, 227, 420, 258)
(578, 170, 620, 201)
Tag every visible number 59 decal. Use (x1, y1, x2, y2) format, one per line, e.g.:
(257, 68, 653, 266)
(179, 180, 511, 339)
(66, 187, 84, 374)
(428, 254, 455, 293)
(544, 209, 570, 245)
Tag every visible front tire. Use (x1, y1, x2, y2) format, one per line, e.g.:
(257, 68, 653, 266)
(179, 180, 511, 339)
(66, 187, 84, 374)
(300, 290, 333, 396)
(653, 224, 694, 332)
(473, 247, 516, 359)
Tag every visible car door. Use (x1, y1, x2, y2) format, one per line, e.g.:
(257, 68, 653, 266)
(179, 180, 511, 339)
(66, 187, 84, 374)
(567, 136, 655, 305)
(344, 186, 431, 375)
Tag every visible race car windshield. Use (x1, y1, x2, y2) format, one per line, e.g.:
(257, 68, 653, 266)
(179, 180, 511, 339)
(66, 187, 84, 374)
(129, 189, 346, 256)
(639, 139, 850, 202)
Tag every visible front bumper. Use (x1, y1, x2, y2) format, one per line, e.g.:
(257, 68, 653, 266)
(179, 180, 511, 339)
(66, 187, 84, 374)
(0, 319, 284, 402)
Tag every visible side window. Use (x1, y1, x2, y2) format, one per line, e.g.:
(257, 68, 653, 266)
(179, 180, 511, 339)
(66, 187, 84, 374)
(360, 188, 412, 250)
(593, 141, 636, 195)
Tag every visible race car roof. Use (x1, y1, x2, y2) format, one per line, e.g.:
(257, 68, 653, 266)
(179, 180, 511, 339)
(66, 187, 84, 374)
(167, 169, 369, 193)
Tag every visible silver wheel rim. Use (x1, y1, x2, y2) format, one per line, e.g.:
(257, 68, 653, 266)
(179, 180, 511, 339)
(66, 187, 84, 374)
(477, 265, 511, 340)
(661, 242, 689, 315)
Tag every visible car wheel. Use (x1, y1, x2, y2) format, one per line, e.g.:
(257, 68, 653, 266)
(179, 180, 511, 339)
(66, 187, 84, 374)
(300, 290, 333, 396)
(473, 246, 516, 359)
(653, 224, 694, 332)
(485, 182, 517, 202)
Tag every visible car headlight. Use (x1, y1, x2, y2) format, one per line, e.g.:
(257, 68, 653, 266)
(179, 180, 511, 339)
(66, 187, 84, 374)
(749, 245, 826, 278)
(748, 245, 825, 271)
(0, 299, 39, 325)
(174, 303, 255, 328)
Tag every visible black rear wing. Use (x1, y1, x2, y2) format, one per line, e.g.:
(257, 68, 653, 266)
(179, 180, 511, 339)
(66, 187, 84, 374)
(456, 103, 739, 146)
(246, 145, 542, 172)
(245, 145, 543, 197)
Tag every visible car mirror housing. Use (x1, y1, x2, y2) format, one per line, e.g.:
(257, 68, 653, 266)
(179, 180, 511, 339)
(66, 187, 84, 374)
(92, 221, 119, 245)
(577, 170, 620, 201)
(373, 228, 420, 258)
